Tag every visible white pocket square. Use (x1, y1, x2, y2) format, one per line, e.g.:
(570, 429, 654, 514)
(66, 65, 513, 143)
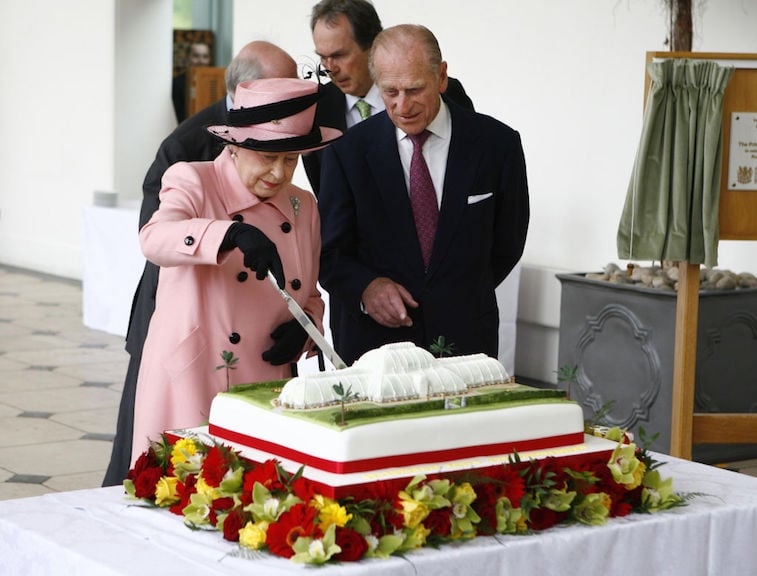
(467, 192, 493, 205)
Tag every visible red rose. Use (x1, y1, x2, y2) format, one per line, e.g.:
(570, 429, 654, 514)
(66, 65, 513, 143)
(221, 507, 246, 542)
(209, 496, 236, 526)
(612, 501, 633, 517)
(425, 508, 452, 537)
(528, 507, 567, 531)
(333, 527, 369, 562)
(127, 449, 159, 482)
(133, 466, 162, 499)
(361, 480, 400, 501)
(471, 484, 498, 535)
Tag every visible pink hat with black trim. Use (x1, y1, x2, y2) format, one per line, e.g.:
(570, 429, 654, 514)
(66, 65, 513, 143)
(207, 78, 342, 153)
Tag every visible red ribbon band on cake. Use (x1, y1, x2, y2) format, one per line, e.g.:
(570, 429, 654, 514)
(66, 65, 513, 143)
(208, 424, 585, 474)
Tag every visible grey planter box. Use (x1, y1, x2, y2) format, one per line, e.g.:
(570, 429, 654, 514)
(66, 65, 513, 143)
(557, 272, 757, 462)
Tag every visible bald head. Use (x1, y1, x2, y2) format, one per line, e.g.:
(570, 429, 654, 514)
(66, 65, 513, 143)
(225, 41, 298, 98)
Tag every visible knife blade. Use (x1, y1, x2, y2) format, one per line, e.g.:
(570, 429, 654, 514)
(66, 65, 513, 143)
(267, 272, 347, 370)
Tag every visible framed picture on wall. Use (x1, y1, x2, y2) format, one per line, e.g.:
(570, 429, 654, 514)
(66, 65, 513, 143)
(172, 29, 215, 122)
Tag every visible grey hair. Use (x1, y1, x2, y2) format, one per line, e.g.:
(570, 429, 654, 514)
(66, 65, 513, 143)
(369, 24, 443, 82)
(225, 56, 264, 96)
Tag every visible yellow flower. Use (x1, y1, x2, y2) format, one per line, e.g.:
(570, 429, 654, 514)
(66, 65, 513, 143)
(398, 524, 431, 551)
(398, 497, 429, 529)
(154, 476, 179, 507)
(171, 438, 198, 466)
(239, 520, 269, 550)
(318, 502, 352, 531)
(195, 475, 220, 501)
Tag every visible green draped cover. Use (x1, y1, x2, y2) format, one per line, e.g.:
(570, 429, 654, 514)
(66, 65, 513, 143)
(617, 58, 733, 268)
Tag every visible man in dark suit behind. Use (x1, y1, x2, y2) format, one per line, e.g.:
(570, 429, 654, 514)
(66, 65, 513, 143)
(102, 41, 298, 486)
(318, 24, 529, 366)
(303, 0, 474, 195)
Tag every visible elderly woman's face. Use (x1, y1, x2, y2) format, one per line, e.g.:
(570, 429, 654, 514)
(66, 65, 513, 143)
(230, 147, 299, 200)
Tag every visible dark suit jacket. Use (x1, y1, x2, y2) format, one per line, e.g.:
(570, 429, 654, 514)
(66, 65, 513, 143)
(303, 77, 474, 196)
(103, 98, 226, 486)
(318, 99, 529, 366)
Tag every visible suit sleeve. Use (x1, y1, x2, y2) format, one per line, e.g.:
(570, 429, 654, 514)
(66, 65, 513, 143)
(319, 144, 379, 313)
(492, 129, 529, 286)
(140, 136, 192, 230)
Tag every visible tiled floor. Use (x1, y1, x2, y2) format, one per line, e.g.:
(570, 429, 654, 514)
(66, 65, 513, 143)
(1, 263, 756, 502)
(0, 265, 128, 501)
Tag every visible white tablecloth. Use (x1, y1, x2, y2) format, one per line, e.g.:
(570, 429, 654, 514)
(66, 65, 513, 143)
(81, 204, 144, 337)
(1, 454, 756, 575)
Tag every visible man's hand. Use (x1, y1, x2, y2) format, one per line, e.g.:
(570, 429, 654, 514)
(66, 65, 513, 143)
(361, 277, 418, 328)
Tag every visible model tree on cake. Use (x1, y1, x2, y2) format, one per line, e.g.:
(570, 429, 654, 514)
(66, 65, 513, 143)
(333, 382, 360, 426)
(429, 335, 456, 358)
(215, 350, 239, 391)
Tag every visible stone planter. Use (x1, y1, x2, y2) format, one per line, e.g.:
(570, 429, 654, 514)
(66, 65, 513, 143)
(557, 272, 757, 461)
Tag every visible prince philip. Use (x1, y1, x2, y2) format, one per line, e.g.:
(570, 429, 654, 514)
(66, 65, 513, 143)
(318, 24, 529, 365)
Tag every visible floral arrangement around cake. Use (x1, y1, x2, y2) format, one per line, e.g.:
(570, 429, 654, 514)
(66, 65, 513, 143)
(124, 428, 684, 565)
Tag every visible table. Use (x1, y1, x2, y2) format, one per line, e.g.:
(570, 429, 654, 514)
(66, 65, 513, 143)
(81, 204, 144, 337)
(1, 454, 756, 575)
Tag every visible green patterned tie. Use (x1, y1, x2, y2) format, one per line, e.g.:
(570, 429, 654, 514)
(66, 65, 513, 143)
(355, 99, 371, 120)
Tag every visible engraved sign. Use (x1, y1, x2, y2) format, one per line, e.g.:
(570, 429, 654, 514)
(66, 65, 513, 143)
(728, 112, 757, 190)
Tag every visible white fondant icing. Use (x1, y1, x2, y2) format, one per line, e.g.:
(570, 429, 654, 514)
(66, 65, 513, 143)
(209, 394, 585, 463)
(180, 427, 617, 490)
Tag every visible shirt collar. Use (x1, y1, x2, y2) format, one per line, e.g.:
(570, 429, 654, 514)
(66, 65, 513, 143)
(397, 97, 450, 142)
(345, 84, 384, 115)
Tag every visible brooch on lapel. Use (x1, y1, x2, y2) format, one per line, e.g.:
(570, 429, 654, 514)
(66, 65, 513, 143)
(290, 196, 301, 217)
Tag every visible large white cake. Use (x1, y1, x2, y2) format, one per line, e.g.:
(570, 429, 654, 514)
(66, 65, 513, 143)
(196, 343, 616, 499)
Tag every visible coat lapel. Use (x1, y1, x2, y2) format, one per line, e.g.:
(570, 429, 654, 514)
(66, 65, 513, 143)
(365, 114, 426, 272)
(427, 104, 480, 277)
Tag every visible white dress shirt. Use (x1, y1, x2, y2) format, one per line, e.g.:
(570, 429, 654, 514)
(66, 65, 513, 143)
(344, 85, 385, 128)
(396, 98, 451, 208)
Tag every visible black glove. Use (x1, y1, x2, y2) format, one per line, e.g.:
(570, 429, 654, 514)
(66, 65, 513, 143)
(222, 223, 285, 288)
(262, 318, 309, 366)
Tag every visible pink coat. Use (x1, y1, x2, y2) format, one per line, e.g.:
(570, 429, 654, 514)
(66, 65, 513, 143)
(131, 148, 323, 464)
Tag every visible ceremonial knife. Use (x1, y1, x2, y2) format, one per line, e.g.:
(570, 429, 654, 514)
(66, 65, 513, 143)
(267, 271, 347, 370)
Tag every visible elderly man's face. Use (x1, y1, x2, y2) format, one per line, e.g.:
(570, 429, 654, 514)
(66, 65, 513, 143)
(189, 43, 211, 67)
(372, 42, 448, 136)
(313, 14, 373, 98)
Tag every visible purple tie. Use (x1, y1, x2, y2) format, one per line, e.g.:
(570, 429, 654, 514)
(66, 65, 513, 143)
(409, 130, 438, 270)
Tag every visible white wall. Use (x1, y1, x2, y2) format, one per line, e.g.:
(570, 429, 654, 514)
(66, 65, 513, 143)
(0, 1, 115, 277)
(0, 0, 173, 278)
(1, 1, 756, 381)
(115, 0, 176, 206)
